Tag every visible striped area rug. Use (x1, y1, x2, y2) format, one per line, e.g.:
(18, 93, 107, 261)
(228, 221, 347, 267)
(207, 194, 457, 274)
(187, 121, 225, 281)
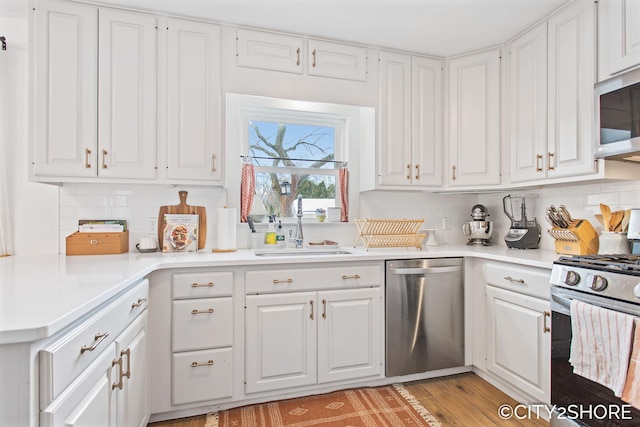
(205, 384, 440, 427)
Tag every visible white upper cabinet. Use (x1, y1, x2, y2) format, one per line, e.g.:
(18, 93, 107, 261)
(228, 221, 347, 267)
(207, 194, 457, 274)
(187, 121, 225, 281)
(307, 39, 367, 81)
(32, 0, 98, 178)
(236, 29, 303, 74)
(236, 28, 367, 81)
(32, 1, 158, 181)
(598, 0, 640, 81)
(547, 0, 596, 179)
(447, 49, 501, 187)
(375, 51, 442, 188)
(166, 18, 222, 182)
(98, 8, 157, 179)
(508, 23, 548, 183)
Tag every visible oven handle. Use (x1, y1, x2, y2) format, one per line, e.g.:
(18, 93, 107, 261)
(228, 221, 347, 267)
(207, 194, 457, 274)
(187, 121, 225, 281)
(550, 292, 572, 316)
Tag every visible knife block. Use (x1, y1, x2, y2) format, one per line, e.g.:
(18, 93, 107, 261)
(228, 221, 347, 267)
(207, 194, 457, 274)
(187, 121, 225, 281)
(548, 220, 598, 255)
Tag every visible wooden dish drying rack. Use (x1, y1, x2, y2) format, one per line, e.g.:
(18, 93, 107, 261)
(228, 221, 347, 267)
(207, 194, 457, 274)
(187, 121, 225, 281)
(354, 218, 425, 250)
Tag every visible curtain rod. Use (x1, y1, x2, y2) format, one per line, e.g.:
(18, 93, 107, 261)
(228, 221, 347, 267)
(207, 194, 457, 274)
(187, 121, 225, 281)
(241, 155, 346, 165)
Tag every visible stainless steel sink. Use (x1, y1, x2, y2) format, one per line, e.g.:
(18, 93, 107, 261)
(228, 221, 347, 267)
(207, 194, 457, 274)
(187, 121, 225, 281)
(254, 248, 355, 257)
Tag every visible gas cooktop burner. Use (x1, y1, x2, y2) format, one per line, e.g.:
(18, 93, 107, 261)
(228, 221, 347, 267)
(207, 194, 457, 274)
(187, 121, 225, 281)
(555, 254, 640, 275)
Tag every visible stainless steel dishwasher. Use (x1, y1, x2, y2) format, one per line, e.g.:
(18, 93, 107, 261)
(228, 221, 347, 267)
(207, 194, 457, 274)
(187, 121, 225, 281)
(385, 258, 464, 377)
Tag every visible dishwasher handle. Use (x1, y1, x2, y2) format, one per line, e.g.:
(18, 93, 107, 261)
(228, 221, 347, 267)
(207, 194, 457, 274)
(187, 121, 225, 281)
(389, 265, 461, 275)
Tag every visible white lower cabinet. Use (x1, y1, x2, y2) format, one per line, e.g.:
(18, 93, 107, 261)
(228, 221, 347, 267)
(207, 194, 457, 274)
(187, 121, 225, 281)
(486, 285, 550, 404)
(40, 280, 149, 427)
(245, 285, 382, 394)
(170, 271, 234, 405)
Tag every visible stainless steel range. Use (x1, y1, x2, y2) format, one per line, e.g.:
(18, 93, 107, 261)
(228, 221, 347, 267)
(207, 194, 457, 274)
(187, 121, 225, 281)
(550, 255, 640, 426)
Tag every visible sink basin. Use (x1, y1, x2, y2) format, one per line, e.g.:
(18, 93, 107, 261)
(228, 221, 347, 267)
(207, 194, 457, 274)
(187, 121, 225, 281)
(254, 248, 355, 257)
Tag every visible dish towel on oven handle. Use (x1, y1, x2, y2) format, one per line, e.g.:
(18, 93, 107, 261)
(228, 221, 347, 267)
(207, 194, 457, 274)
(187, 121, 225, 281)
(622, 318, 640, 408)
(569, 299, 635, 397)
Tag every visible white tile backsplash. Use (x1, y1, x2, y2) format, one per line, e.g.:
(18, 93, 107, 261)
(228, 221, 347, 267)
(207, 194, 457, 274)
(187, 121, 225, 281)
(57, 179, 640, 253)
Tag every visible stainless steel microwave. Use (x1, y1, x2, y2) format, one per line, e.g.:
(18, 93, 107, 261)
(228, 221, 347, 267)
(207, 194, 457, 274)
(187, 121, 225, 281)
(595, 66, 640, 162)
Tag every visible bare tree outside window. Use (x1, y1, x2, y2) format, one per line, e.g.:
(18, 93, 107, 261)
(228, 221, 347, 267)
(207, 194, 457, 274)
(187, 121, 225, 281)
(249, 121, 337, 218)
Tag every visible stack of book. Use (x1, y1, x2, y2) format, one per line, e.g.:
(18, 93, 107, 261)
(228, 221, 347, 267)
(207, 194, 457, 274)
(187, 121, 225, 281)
(78, 219, 128, 233)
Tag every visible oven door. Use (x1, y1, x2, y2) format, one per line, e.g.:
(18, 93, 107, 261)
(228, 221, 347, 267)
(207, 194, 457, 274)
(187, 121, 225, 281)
(551, 286, 640, 426)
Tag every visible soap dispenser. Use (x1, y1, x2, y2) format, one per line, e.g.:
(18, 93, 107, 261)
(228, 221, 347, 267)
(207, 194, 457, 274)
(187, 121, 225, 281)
(265, 216, 276, 245)
(276, 220, 285, 248)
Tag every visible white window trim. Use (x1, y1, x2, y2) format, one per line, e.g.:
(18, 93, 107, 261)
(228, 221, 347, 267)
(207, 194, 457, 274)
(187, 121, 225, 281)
(226, 93, 374, 224)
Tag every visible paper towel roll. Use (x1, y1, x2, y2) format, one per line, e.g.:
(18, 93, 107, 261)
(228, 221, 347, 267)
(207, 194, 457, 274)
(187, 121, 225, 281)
(216, 208, 237, 251)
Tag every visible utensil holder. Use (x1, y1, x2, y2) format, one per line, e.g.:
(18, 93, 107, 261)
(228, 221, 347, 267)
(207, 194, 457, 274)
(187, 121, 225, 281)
(598, 232, 631, 254)
(548, 219, 598, 255)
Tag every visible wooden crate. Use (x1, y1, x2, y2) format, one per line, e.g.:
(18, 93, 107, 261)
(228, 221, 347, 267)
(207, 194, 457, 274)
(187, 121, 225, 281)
(66, 231, 129, 255)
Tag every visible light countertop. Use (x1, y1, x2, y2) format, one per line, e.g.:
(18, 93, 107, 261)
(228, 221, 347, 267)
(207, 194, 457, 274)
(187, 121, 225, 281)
(0, 244, 560, 345)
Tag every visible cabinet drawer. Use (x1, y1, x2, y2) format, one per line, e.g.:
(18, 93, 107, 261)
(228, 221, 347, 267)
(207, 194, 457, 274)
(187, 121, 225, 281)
(172, 271, 233, 299)
(172, 347, 233, 405)
(484, 262, 551, 299)
(245, 264, 382, 294)
(172, 297, 233, 351)
(39, 279, 149, 408)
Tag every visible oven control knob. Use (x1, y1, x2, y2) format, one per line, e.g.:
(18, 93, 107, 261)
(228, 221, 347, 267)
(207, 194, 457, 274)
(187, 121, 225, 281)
(634, 284, 640, 298)
(587, 274, 608, 292)
(562, 270, 580, 286)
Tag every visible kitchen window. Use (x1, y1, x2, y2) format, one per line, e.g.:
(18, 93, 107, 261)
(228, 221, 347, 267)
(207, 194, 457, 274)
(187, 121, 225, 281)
(247, 118, 342, 218)
(226, 94, 373, 224)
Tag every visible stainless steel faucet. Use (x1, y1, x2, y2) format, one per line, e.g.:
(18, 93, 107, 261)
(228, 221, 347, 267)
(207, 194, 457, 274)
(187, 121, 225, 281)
(292, 195, 304, 248)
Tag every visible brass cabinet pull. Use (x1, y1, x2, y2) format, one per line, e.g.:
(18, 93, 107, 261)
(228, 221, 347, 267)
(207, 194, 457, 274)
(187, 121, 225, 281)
(543, 311, 551, 333)
(85, 148, 92, 168)
(273, 278, 293, 284)
(322, 299, 327, 319)
(342, 274, 361, 280)
(120, 348, 131, 379)
(80, 332, 109, 353)
(211, 153, 217, 172)
(452, 165, 456, 180)
(310, 300, 315, 320)
(296, 47, 300, 66)
(112, 357, 123, 390)
(415, 164, 420, 179)
(312, 49, 317, 67)
(191, 282, 214, 288)
(191, 308, 214, 315)
(504, 276, 525, 284)
(548, 152, 555, 171)
(191, 360, 214, 367)
(536, 154, 543, 172)
(406, 164, 411, 180)
(131, 297, 147, 309)
(101, 149, 108, 169)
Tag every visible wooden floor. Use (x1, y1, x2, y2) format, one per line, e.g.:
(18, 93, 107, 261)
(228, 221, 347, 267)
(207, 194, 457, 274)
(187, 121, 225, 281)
(147, 373, 549, 427)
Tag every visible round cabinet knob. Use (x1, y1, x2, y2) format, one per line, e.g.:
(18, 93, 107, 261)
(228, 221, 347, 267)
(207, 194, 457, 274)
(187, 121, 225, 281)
(562, 270, 580, 286)
(587, 274, 608, 292)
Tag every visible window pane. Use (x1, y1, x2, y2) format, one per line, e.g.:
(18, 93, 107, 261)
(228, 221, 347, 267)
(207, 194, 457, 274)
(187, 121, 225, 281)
(255, 172, 336, 218)
(249, 121, 336, 169)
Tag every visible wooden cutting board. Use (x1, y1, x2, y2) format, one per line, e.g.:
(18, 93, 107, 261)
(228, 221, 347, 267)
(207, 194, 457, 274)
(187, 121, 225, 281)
(158, 191, 207, 250)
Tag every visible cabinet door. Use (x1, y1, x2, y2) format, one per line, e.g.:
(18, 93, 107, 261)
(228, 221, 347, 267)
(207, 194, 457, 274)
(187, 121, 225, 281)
(317, 288, 381, 384)
(167, 18, 222, 181)
(32, 0, 98, 178)
(114, 312, 149, 427)
(40, 343, 116, 427)
(486, 285, 550, 404)
(236, 29, 303, 74)
(245, 292, 316, 393)
(412, 56, 443, 186)
(378, 51, 412, 186)
(307, 39, 367, 81)
(98, 8, 157, 179)
(448, 49, 501, 187)
(508, 23, 548, 183)
(605, 0, 640, 76)
(547, 0, 596, 179)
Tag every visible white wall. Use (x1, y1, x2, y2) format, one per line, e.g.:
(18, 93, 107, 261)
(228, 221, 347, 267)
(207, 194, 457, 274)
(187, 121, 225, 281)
(0, 12, 59, 255)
